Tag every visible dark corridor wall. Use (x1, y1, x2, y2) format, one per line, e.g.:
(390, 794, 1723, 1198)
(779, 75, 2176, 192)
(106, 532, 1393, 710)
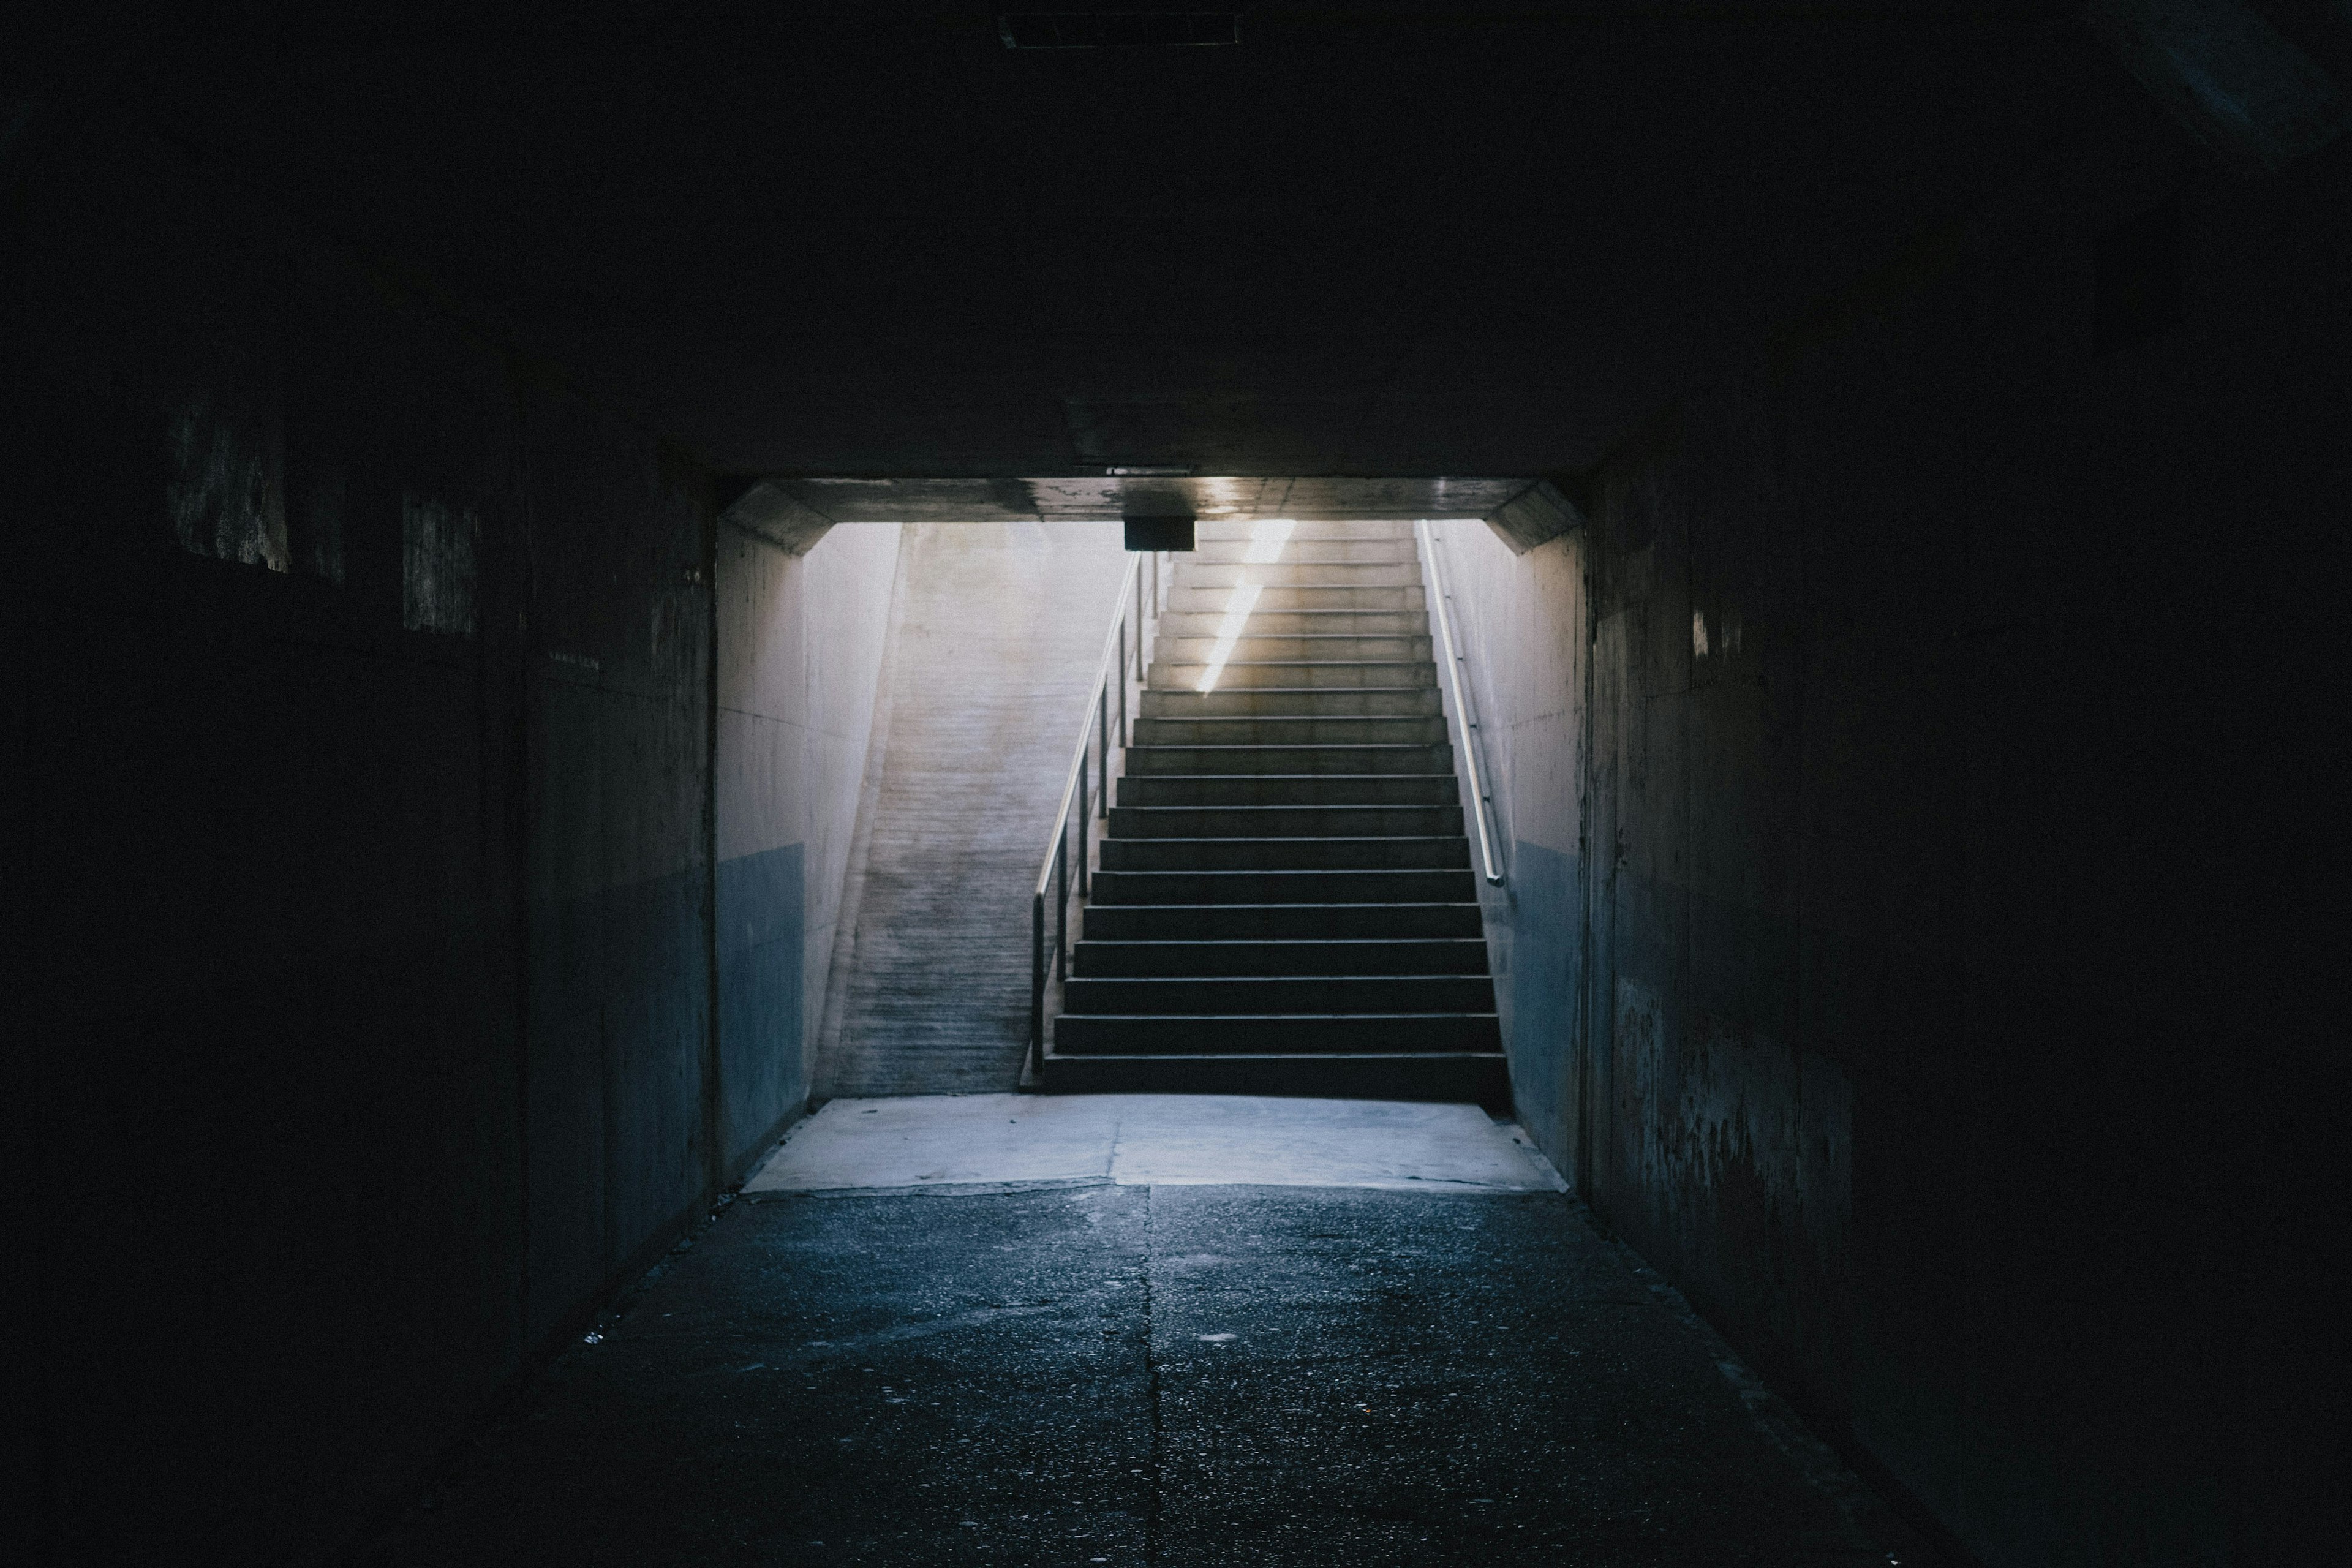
(5, 124, 785, 1561)
(1483, 69, 2344, 1568)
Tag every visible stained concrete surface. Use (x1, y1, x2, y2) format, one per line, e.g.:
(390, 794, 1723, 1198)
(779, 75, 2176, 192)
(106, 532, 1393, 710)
(747, 1094, 1567, 1196)
(1411, 80, 2351, 1560)
(714, 521, 903, 1168)
(358, 1099, 1918, 1567)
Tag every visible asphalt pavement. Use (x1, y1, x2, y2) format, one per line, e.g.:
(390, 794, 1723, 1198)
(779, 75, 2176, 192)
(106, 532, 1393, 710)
(356, 1098, 1920, 1566)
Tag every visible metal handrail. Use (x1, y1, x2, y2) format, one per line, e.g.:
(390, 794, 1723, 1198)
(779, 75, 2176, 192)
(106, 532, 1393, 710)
(1415, 521, 1505, 887)
(1030, 548, 1162, 1076)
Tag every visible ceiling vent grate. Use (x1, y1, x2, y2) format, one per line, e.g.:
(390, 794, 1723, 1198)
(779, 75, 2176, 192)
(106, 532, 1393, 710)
(998, 13, 1240, 49)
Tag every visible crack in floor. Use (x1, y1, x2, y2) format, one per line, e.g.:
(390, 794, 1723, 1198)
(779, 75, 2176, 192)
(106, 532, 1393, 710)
(1143, 1183, 1164, 1567)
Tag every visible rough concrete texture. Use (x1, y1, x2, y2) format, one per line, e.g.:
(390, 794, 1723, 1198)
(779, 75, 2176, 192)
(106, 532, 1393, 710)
(745, 1094, 1566, 1196)
(356, 1179, 1920, 1567)
(1431, 65, 2345, 1568)
(715, 522, 902, 1169)
(817, 522, 1131, 1097)
(6, 122, 851, 1563)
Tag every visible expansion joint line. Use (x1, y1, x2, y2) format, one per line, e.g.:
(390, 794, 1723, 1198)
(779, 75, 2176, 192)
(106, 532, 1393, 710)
(1142, 1185, 1164, 1566)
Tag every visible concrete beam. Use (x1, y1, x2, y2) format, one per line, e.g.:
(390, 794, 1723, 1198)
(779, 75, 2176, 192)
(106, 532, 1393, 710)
(1481, 478, 1585, 555)
(756, 475, 1543, 524)
(720, 480, 837, 555)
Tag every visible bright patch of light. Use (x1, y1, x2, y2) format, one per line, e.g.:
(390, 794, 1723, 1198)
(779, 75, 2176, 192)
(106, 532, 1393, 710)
(1194, 582, 1263, 693)
(1242, 518, 1295, 562)
(1193, 519, 1295, 692)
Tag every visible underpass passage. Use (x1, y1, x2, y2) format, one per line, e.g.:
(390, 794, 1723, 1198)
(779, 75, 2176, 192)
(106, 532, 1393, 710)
(17, 11, 2344, 1563)
(356, 1096, 1924, 1567)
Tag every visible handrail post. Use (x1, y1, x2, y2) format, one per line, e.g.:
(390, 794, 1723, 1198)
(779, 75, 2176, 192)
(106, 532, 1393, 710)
(1056, 833, 1069, 981)
(1030, 892, 1044, 1070)
(1030, 552, 1147, 1071)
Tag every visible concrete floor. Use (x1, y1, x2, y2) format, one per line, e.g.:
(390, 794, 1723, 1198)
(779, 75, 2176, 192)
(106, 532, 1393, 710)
(748, 1094, 1567, 1196)
(358, 1097, 1926, 1566)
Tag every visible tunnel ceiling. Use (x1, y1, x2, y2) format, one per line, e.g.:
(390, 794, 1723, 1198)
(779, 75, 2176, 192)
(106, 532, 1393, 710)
(106, 4, 2077, 480)
(761, 475, 1540, 524)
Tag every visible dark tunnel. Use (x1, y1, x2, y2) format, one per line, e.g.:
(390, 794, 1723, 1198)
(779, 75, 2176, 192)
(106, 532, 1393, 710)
(4, 5, 2344, 1564)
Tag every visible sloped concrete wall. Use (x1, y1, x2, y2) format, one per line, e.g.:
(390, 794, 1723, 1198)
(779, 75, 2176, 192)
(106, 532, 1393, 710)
(1439, 72, 2344, 1567)
(714, 522, 900, 1170)
(816, 521, 1131, 1096)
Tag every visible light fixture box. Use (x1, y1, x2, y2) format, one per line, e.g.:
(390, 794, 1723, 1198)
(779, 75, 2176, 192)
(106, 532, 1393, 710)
(1124, 515, 1195, 551)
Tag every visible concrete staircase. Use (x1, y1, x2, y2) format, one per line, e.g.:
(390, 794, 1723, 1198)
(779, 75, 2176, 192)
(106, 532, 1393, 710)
(1044, 519, 1507, 1103)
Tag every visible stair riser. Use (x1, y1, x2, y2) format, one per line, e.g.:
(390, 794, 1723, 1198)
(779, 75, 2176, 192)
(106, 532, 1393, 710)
(1150, 661, 1436, 690)
(1054, 1014, 1502, 1054)
(1091, 869, 1479, 904)
(1126, 745, 1452, 777)
(1117, 775, 1461, 807)
(1040, 1052, 1509, 1102)
(1132, 717, 1446, 747)
(1109, 806, 1463, 837)
(1073, 939, 1492, 977)
(1140, 687, 1439, 718)
(1098, 837, 1471, 871)
(1157, 610, 1427, 636)
(1167, 586, 1425, 612)
(1189, 541, 1419, 565)
(1177, 564, 1423, 589)
(1157, 635, 1433, 663)
(1082, 903, 1483, 940)
(1066, 976, 1498, 1014)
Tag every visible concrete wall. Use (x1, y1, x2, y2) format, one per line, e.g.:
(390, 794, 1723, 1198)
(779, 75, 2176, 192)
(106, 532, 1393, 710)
(3, 118, 869, 1563)
(816, 521, 1131, 1096)
(1444, 69, 2343, 1567)
(1420, 518, 1588, 1158)
(714, 522, 900, 1169)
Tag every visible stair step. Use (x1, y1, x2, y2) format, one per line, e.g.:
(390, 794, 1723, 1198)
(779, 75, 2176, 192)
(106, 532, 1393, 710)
(1053, 1012, 1501, 1054)
(1167, 586, 1426, 612)
(1065, 975, 1497, 1015)
(1191, 540, 1419, 564)
(1090, 867, 1479, 904)
(1157, 609, 1427, 636)
(1126, 744, 1452, 777)
(1140, 687, 1440, 718)
(1178, 564, 1423, 589)
(1098, 835, 1471, 871)
(1132, 716, 1446, 747)
(1117, 774, 1461, 807)
(1039, 1050, 1509, 1103)
(1157, 633, 1433, 663)
(1080, 902, 1484, 940)
(1108, 804, 1463, 837)
(1050, 516, 1490, 1106)
(1148, 660, 1437, 690)
(1072, 938, 1491, 977)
